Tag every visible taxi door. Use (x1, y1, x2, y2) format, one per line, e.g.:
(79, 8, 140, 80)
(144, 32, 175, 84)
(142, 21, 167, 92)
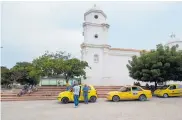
(179, 85, 182, 96)
(79, 85, 84, 101)
(131, 86, 143, 99)
(70, 90, 74, 101)
(168, 85, 178, 96)
(119, 87, 133, 100)
(176, 84, 182, 96)
(87, 86, 92, 99)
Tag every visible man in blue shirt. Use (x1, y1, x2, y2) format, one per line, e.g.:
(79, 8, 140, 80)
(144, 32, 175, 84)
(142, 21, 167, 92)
(82, 84, 89, 104)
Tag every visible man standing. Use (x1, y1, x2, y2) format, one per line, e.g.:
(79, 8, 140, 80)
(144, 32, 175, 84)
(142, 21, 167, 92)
(73, 82, 80, 108)
(83, 84, 89, 104)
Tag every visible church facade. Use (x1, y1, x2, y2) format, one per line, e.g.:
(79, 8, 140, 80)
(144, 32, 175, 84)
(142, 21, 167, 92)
(81, 5, 182, 86)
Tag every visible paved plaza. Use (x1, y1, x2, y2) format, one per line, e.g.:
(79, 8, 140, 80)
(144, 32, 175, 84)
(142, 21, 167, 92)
(2, 97, 182, 120)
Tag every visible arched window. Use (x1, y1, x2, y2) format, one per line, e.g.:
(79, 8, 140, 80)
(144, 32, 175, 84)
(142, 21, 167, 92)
(94, 54, 99, 63)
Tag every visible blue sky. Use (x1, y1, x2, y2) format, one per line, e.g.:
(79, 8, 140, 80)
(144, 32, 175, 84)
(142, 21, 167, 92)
(1, 1, 182, 68)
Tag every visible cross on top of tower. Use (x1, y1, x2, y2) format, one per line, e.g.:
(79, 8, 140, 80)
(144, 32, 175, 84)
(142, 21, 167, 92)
(92, 4, 99, 10)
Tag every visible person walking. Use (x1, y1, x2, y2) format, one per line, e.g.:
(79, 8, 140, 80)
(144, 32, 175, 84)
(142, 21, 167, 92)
(73, 82, 80, 108)
(83, 84, 89, 104)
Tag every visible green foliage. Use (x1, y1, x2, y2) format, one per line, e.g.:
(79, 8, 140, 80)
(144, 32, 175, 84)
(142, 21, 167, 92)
(43, 51, 71, 60)
(10, 62, 40, 85)
(2, 50, 89, 85)
(32, 56, 55, 77)
(63, 58, 89, 81)
(1, 66, 13, 85)
(32, 51, 70, 77)
(127, 44, 182, 87)
(32, 51, 89, 83)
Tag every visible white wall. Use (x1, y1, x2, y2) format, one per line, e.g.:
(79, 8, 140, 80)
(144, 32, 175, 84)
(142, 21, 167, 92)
(103, 52, 135, 85)
(85, 12, 106, 24)
(82, 47, 104, 85)
(81, 41, 182, 86)
(82, 48, 141, 86)
(83, 25, 108, 45)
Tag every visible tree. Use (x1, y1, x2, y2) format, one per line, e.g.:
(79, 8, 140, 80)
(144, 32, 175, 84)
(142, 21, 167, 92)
(43, 51, 71, 60)
(1, 66, 13, 86)
(63, 58, 89, 83)
(2, 50, 89, 86)
(32, 56, 55, 77)
(11, 62, 40, 85)
(32, 51, 89, 84)
(127, 44, 182, 89)
(32, 51, 68, 77)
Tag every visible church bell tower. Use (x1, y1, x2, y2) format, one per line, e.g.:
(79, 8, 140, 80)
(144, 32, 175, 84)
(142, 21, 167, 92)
(81, 5, 110, 85)
(82, 4, 110, 45)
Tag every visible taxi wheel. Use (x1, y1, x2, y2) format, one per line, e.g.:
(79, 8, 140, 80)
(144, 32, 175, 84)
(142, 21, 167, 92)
(139, 95, 147, 101)
(90, 96, 97, 103)
(112, 95, 120, 102)
(163, 93, 168, 98)
(61, 97, 69, 104)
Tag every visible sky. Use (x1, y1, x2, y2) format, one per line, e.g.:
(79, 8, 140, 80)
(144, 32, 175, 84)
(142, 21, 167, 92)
(1, 1, 182, 68)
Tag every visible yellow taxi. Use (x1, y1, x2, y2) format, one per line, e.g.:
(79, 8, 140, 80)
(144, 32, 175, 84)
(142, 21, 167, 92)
(57, 85, 98, 104)
(106, 85, 152, 102)
(154, 84, 182, 98)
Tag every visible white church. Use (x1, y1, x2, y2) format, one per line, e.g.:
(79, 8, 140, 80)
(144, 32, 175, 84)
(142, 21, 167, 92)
(81, 5, 182, 86)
